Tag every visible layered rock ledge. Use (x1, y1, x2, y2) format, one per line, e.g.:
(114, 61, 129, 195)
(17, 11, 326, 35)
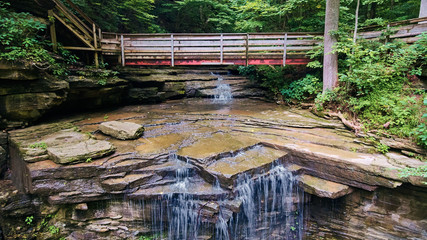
(2, 98, 426, 239)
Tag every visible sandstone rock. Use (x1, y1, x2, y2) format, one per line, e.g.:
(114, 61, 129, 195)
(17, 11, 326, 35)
(47, 139, 115, 164)
(0, 146, 6, 177)
(298, 174, 353, 199)
(99, 121, 144, 140)
(0, 61, 39, 80)
(380, 137, 426, 155)
(101, 173, 153, 191)
(128, 87, 163, 103)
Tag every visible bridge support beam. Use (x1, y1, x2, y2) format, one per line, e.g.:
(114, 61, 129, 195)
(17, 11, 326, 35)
(48, 10, 58, 52)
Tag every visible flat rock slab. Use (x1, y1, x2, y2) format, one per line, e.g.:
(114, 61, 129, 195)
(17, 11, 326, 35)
(298, 174, 353, 199)
(101, 173, 154, 191)
(48, 139, 115, 164)
(206, 144, 288, 185)
(99, 121, 144, 140)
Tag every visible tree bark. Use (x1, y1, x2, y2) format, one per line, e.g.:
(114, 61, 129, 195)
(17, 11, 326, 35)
(353, 0, 360, 44)
(323, 0, 340, 92)
(420, 0, 427, 18)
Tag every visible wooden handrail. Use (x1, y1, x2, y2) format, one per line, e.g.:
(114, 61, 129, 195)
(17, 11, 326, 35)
(52, 0, 92, 34)
(359, 16, 427, 31)
(63, 0, 98, 28)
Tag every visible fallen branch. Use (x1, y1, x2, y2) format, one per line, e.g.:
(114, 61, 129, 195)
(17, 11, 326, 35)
(327, 111, 362, 135)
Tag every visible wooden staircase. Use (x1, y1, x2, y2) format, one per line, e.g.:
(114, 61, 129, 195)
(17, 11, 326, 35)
(48, 0, 102, 67)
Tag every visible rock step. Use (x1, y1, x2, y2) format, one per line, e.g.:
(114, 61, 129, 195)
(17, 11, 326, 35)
(297, 174, 353, 199)
(101, 173, 154, 191)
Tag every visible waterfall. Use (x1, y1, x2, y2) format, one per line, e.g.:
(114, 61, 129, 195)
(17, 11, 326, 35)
(228, 165, 305, 240)
(134, 156, 305, 239)
(212, 74, 233, 103)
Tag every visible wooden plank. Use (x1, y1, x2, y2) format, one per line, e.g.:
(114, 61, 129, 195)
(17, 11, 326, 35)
(64, 46, 97, 51)
(54, 6, 92, 40)
(220, 34, 223, 64)
(48, 10, 57, 52)
(248, 34, 317, 39)
(52, 0, 93, 34)
(248, 40, 318, 46)
(390, 32, 425, 38)
(64, 0, 97, 26)
(283, 33, 287, 66)
(52, 11, 94, 49)
(122, 35, 246, 41)
(247, 46, 313, 52)
(121, 35, 125, 67)
(245, 34, 249, 66)
(93, 23, 99, 68)
(124, 47, 247, 53)
(171, 34, 174, 67)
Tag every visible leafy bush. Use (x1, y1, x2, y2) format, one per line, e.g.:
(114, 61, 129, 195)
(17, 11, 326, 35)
(281, 74, 322, 102)
(0, 3, 77, 75)
(319, 33, 427, 139)
(414, 98, 427, 148)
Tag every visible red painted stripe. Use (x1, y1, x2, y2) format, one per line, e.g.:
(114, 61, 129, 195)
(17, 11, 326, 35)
(125, 58, 311, 66)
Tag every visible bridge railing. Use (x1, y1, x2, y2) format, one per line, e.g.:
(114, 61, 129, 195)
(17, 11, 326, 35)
(101, 32, 322, 66)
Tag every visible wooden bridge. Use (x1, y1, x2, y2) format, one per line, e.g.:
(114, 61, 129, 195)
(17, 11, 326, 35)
(102, 32, 321, 66)
(45, 0, 427, 67)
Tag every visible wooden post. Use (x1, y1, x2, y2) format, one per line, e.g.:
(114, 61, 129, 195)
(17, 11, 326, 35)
(48, 10, 58, 52)
(283, 33, 288, 66)
(93, 23, 99, 68)
(171, 34, 175, 67)
(245, 34, 249, 66)
(121, 35, 125, 67)
(220, 33, 224, 64)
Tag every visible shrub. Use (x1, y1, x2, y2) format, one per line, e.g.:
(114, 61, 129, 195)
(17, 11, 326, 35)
(0, 2, 77, 75)
(281, 74, 322, 102)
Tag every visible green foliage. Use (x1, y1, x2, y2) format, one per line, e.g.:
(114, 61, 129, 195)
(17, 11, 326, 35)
(238, 65, 290, 95)
(0, 2, 77, 75)
(150, 0, 419, 33)
(414, 98, 427, 148)
(76, 66, 118, 86)
(398, 165, 427, 181)
(375, 142, 389, 154)
(25, 216, 34, 225)
(71, 0, 157, 33)
(281, 74, 322, 102)
(29, 142, 48, 150)
(157, 0, 235, 33)
(320, 33, 427, 139)
(48, 225, 60, 234)
(85, 157, 92, 163)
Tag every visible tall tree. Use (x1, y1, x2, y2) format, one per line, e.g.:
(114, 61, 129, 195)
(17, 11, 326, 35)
(323, 0, 340, 92)
(420, 0, 427, 18)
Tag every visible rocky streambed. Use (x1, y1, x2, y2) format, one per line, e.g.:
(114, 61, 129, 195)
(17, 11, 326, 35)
(0, 98, 426, 240)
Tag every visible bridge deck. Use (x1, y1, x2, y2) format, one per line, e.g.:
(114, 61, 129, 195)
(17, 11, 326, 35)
(44, 0, 427, 67)
(101, 33, 322, 66)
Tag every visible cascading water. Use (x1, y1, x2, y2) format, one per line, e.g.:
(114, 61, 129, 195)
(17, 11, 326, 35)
(212, 73, 233, 103)
(147, 153, 201, 240)
(134, 154, 305, 240)
(228, 165, 305, 240)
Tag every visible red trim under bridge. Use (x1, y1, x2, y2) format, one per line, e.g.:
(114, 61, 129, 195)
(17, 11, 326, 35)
(101, 32, 322, 66)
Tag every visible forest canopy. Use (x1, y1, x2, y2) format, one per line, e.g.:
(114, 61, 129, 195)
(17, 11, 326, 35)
(66, 0, 420, 33)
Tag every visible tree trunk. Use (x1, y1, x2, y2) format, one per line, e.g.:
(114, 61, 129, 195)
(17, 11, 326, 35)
(368, 3, 377, 19)
(353, 0, 360, 44)
(322, 0, 340, 92)
(420, 0, 427, 18)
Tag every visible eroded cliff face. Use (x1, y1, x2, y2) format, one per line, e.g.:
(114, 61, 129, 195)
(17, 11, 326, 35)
(306, 185, 427, 240)
(0, 64, 263, 130)
(0, 99, 425, 240)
